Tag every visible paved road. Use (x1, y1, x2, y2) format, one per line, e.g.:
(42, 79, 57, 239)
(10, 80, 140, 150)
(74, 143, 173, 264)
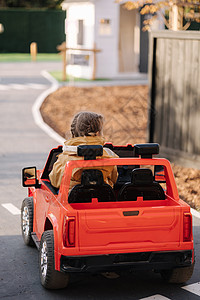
(0, 62, 199, 299)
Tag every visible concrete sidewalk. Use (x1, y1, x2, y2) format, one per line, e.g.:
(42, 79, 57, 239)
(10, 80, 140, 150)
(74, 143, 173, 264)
(59, 73, 148, 87)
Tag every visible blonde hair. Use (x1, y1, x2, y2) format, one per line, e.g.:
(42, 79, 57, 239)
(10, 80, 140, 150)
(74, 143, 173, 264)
(71, 111, 104, 137)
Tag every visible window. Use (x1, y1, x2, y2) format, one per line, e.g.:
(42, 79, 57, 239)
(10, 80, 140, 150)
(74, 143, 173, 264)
(77, 20, 84, 45)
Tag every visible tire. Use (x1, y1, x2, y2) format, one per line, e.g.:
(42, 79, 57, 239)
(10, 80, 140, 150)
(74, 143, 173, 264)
(21, 197, 34, 246)
(39, 230, 69, 289)
(161, 263, 195, 283)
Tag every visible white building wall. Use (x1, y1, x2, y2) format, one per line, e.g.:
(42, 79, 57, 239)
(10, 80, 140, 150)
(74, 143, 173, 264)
(94, 0, 119, 78)
(62, 0, 144, 79)
(65, 3, 95, 48)
(65, 2, 95, 79)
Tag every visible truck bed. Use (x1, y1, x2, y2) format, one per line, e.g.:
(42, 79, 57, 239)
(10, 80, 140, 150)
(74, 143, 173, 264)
(59, 196, 193, 274)
(65, 196, 192, 255)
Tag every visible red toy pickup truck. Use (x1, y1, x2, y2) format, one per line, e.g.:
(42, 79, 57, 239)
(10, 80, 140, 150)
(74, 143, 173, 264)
(21, 143, 194, 289)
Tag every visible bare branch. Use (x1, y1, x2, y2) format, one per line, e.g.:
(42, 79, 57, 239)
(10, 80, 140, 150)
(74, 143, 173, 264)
(182, 21, 192, 29)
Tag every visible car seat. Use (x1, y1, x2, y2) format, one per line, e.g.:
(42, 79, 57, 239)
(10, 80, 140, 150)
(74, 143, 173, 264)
(117, 168, 166, 201)
(68, 169, 116, 203)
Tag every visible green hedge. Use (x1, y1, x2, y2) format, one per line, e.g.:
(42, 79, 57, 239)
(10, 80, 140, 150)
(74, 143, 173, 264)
(0, 9, 66, 53)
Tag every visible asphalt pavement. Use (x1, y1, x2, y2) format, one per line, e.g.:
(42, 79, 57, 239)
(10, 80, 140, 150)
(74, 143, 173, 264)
(0, 61, 199, 299)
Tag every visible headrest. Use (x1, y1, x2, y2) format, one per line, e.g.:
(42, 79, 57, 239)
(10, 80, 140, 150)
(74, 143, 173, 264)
(81, 169, 104, 186)
(133, 143, 159, 158)
(77, 145, 103, 160)
(131, 168, 153, 186)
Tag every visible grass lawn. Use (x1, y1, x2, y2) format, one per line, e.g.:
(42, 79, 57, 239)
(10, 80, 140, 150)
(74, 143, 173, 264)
(0, 53, 62, 62)
(50, 71, 110, 82)
(50, 71, 90, 82)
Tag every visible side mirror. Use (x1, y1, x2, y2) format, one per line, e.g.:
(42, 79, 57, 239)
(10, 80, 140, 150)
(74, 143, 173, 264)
(22, 167, 40, 187)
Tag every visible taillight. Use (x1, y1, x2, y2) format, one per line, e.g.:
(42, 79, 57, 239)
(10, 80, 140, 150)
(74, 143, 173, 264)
(183, 213, 192, 242)
(63, 216, 75, 247)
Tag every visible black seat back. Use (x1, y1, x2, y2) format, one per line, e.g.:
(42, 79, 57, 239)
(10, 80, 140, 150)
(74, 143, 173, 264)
(41, 146, 63, 180)
(68, 169, 116, 203)
(118, 168, 165, 201)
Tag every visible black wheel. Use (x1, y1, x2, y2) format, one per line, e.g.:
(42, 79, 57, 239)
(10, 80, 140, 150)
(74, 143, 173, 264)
(39, 230, 69, 289)
(21, 197, 34, 246)
(161, 263, 195, 283)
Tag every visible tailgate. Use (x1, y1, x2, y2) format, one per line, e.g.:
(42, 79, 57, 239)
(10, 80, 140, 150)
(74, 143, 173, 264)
(77, 206, 181, 253)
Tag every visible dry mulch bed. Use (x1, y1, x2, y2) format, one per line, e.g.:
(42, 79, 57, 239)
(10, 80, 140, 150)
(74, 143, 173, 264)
(40, 85, 200, 211)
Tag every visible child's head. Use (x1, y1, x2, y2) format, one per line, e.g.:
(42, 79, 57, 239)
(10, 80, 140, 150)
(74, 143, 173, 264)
(71, 111, 104, 137)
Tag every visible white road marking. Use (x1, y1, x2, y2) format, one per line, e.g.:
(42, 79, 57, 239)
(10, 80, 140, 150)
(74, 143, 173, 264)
(9, 84, 27, 90)
(0, 83, 49, 91)
(0, 84, 9, 90)
(32, 70, 65, 144)
(140, 295, 170, 300)
(2, 203, 21, 215)
(26, 83, 48, 89)
(182, 282, 200, 296)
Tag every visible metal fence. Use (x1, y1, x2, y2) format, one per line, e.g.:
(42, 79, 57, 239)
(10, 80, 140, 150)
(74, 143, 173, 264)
(148, 30, 200, 168)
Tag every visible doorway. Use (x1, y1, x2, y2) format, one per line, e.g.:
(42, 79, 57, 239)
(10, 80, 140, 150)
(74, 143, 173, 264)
(119, 5, 140, 73)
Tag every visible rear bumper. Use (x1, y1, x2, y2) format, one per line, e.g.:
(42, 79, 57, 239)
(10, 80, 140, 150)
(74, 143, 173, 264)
(60, 250, 193, 273)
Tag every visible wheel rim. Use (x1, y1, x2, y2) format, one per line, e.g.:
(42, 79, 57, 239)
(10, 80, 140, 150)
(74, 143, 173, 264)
(41, 241, 48, 278)
(22, 206, 30, 237)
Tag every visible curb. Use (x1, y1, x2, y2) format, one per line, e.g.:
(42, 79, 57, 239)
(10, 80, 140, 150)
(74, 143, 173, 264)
(191, 208, 200, 219)
(32, 70, 65, 144)
(32, 70, 200, 220)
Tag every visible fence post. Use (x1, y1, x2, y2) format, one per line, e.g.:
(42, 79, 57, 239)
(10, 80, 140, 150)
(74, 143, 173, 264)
(92, 43, 97, 80)
(62, 46, 67, 81)
(57, 42, 101, 81)
(30, 42, 37, 62)
(0, 23, 4, 34)
(57, 42, 67, 81)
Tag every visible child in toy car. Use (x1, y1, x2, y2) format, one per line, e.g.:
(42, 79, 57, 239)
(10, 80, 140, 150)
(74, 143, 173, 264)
(49, 111, 118, 191)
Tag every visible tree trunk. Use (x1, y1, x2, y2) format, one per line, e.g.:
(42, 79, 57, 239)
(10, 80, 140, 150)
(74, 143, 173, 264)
(170, 5, 184, 31)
